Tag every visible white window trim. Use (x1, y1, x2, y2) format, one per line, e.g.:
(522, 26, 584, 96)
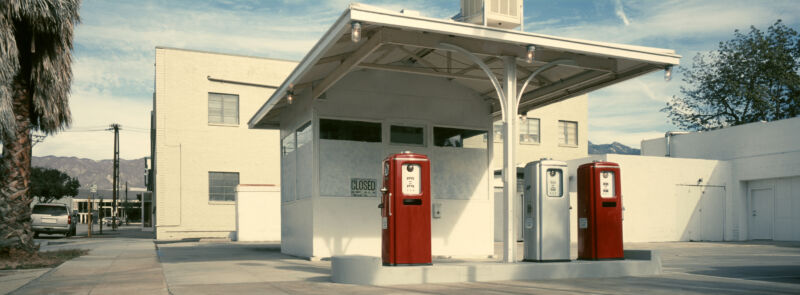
(387, 123, 427, 147)
(208, 171, 239, 202)
(208, 92, 239, 126)
(558, 120, 579, 147)
(520, 117, 541, 145)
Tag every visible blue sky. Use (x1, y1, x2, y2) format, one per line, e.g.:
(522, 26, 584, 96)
(33, 0, 800, 160)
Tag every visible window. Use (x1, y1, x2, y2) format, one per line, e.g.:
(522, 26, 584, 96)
(208, 93, 239, 125)
(296, 121, 312, 149)
(484, 121, 503, 142)
(32, 205, 67, 216)
(433, 127, 487, 148)
(390, 125, 424, 145)
(520, 118, 540, 144)
(209, 172, 239, 202)
(281, 132, 295, 156)
(558, 120, 578, 146)
(320, 119, 381, 142)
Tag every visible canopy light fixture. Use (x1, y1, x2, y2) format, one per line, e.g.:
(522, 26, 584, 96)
(664, 65, 673, 81)
(286, 90, 295, 105)
(351, 21, 362, 43)
(526, 45, 536, 63)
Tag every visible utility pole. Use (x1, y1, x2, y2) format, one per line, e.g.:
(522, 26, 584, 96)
(89, 184, 96, 238)
(99, 197, 104, 234)
(124, 181, 129, 225)
(109, 123, 120, 231)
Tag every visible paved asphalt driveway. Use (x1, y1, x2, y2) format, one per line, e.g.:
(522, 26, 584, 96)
(9, 225, 800, 294)
(158, 241, 800, 294)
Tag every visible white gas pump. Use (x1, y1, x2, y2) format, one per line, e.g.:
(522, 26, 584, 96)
(523, 159, 570, 262)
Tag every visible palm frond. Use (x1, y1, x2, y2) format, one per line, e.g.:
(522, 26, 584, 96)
(0, 12, 20, 140)
(0, 0, 81, 139)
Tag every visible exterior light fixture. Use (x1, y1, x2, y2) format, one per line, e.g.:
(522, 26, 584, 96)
(526, 45, 536, 63)
(664, 65, 673, 81)
(286, 90, 295, 105)
(351, 22, 362, 43)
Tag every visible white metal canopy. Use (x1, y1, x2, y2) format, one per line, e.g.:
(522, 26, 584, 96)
(248, 2, 680, 263)
(248, 3, 680, 129)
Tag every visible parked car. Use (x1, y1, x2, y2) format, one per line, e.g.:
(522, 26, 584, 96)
(102, 217, 123, 226)
(31, 204, 77, 238)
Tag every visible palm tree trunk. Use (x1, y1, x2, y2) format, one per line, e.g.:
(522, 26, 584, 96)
(0, 77, 36, 254)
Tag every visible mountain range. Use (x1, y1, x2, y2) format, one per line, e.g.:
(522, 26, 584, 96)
(588, 141, 641, 155)
(32, 156, 146, 190)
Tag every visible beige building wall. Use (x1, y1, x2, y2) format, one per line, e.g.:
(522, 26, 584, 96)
(490, 94, 588, 170)
(153, 47, 296, 240)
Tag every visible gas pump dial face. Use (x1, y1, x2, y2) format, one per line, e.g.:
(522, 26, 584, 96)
(401, 163, 421, 195)
(600, 171, 615, 198)
(546, 169, 563, 197)
(384, 162, 390, 176)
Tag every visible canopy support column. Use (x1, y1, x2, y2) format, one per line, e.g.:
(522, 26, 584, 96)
(501, 56, 518, 263)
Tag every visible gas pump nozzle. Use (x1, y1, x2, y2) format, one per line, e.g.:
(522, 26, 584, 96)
(379, 187, 389, 208)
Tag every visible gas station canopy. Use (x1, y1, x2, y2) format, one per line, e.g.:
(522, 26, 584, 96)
(249, 3, 681, 129)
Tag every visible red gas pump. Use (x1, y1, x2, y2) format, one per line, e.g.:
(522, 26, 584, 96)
(577, 161, 623, 260)
(380, 152, 431, 266)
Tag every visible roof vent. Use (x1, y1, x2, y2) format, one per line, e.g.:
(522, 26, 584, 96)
(457, 0, 523, 29)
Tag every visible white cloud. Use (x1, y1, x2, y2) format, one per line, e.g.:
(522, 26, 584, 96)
(33, 87, 152, 160)
(614, 0, 630, 26)
(530, 0, 800, 45)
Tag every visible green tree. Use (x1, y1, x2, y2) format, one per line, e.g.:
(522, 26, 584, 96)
(663, 20, 800, 131)
(31, 167, 79, 204)
(0, 1, 81, 254)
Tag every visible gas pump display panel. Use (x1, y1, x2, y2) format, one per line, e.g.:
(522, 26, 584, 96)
(546, 169, 563, 197)
(599, 171, 615, 198)
(402, 164, 421, 195)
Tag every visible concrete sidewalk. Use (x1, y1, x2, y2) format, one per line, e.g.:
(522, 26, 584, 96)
(10, 227, 166, 295)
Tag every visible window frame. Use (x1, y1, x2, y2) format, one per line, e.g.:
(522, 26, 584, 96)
(389, 124, 426, 147)
(207, 92, 240, 126)
(432, 125, 489, 148)
(319, 118, 382, 143)
(558, 120, 578, 147)
(208, 171, 240, 203)
(519, 117, 541, 145)
(281, 131, 296, 157)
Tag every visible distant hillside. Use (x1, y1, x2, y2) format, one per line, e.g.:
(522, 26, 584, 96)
(32, 156, 145, 190)
(588, 141, 641, 155)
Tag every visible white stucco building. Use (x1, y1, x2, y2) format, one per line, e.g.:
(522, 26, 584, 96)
(152, 47, 296, 240)
(638, 117, 800, 241)
(247, 3, 678, 260)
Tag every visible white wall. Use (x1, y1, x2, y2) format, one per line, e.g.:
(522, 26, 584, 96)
(154, 48, 296, 240)
(641, 116, 800, 241)
(566, 154, 732, 243)
(642, 117, 800, 160)
(235, 185, 280, 242)
(282, 198, 313, 258)
(280, 69, 495, 259)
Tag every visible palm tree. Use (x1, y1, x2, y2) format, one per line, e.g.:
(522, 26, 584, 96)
(0, 0, 80, 254)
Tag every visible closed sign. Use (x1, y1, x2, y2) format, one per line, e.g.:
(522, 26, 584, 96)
(402, 164, 421, 195)
(351, 178, 377, 197)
